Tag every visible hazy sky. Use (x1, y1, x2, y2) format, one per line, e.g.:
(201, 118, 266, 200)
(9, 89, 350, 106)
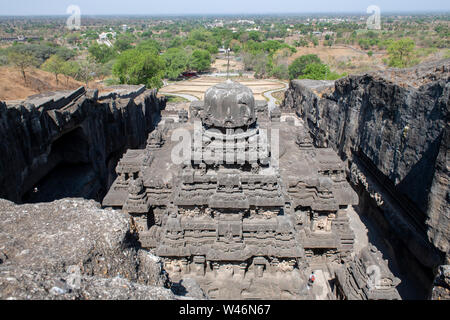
(1, 0, 449, 15)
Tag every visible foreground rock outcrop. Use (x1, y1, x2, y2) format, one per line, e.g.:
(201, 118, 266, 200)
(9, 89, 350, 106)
(283, 60, 449, 298)
(431, 265, 450, 300)
(0, 198, 177, 300)
(0, 85, 164, 203)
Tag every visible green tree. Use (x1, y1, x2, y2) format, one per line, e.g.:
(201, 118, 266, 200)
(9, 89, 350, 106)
(295, 39, 309, 47)
(299, 63, 345, 80)
(270, 48, 292, 79)
(253, 52, 271, 78)
(113, 48, 165, 89)
(61, 60, 79, 85)
(88, 43, 116, 64)
(7, 51, 37, 83)
(299, 63, 329, 80)
(288, 54, 321, 80)
(248, 31, 262, 42)
(114, 34, 135, 52)
(0, 49, 8, 66)
(75, 59, 99, 88)
(189, 29, 214, 43)
(163, 48, 189, 80)
(324, 39, 334, 47)
(97, 59, 115, 80)
(168, 36, 184, 48)
(136, 40, 161, 54)
(387, 39, 416, 68)
(189, 49, 211, 72)
(41, 55, 66, 84)
(271, 64, 289, 79)
(55, 47, 77, 61)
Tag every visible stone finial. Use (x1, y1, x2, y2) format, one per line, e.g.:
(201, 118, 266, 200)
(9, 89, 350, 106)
(202, 80, 256, 129)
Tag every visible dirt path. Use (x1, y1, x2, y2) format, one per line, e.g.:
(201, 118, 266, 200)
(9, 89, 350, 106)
(159, 91, 199, 102)
(263, 81, 289, 111)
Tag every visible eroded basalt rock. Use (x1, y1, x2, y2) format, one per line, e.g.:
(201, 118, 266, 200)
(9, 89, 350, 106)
(431, 265, 450, 300)
(0, 268, 176, 300)
(0, 85, 164, 204)
(0, 198, 174, 300)
(283, 59, 449, 297)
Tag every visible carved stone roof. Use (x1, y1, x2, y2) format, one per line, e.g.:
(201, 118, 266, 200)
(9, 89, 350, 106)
(202, 80, 256, 129)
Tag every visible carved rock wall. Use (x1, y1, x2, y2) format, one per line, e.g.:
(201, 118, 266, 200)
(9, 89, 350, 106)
(282, 60, 449, 294)
(0, 86, 164, 203)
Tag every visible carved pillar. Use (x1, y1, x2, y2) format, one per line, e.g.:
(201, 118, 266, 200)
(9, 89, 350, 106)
(164, 260, 172, 272)
(212, 262, 220, 277)
(194, 256, 206, 276)
(288, 260, 296, 272)
(311, 212, 318, 231)
(270, 258, 279, 274)
(326, 213, 336, 232)
(180, 258, 189, 274)
(254, 257, 267, 278)
(238, 262, 247, 277)
(337, 206, 348, 219)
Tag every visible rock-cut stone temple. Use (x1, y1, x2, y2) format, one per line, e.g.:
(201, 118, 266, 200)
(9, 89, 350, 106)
(103, 80, 401, 300)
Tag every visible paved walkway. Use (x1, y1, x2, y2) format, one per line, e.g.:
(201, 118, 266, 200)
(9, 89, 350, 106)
(263, 81, 289, 112)
(158, 91, 199, 102)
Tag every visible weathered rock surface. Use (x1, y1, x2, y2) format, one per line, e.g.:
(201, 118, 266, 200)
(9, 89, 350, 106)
(431, 265, 450, 300)
(0, 198, 175, 300)
(283, 59, 449, 296)
(0, 85, 164, 203)
(171, 278, 208, 300)
(0, 268, 176, 300)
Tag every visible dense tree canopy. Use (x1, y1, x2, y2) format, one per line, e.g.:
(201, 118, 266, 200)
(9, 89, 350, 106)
(113, 48, 165, 89)
(6, 43, 75, 66)
(298, 63, 345, 80)
(114, 34, 135, 52)
(8, 51, 37, 83)
(88, 43, 116, 64)
(189, 49, 211, 72)
(163, 47, 189, 80)
(288, 54, 322, 80)
(387, 38, 417, 68)
(136, 39, 161, 54)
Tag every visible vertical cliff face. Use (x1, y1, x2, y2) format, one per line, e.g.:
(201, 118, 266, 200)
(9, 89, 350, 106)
(0, 85, 164, 204)
(283, 60, 449, 296)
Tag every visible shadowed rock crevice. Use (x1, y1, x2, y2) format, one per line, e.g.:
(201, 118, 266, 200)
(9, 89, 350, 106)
(0, 85, 165, 204)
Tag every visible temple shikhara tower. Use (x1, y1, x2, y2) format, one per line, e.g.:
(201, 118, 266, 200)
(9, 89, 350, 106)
(103, 80, 401, 300)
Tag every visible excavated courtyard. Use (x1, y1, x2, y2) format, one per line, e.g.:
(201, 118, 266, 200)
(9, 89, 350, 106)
(0, 60, 448, 300)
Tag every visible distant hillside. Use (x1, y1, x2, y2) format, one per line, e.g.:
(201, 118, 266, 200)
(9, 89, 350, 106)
(0, 66, 104, 101)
